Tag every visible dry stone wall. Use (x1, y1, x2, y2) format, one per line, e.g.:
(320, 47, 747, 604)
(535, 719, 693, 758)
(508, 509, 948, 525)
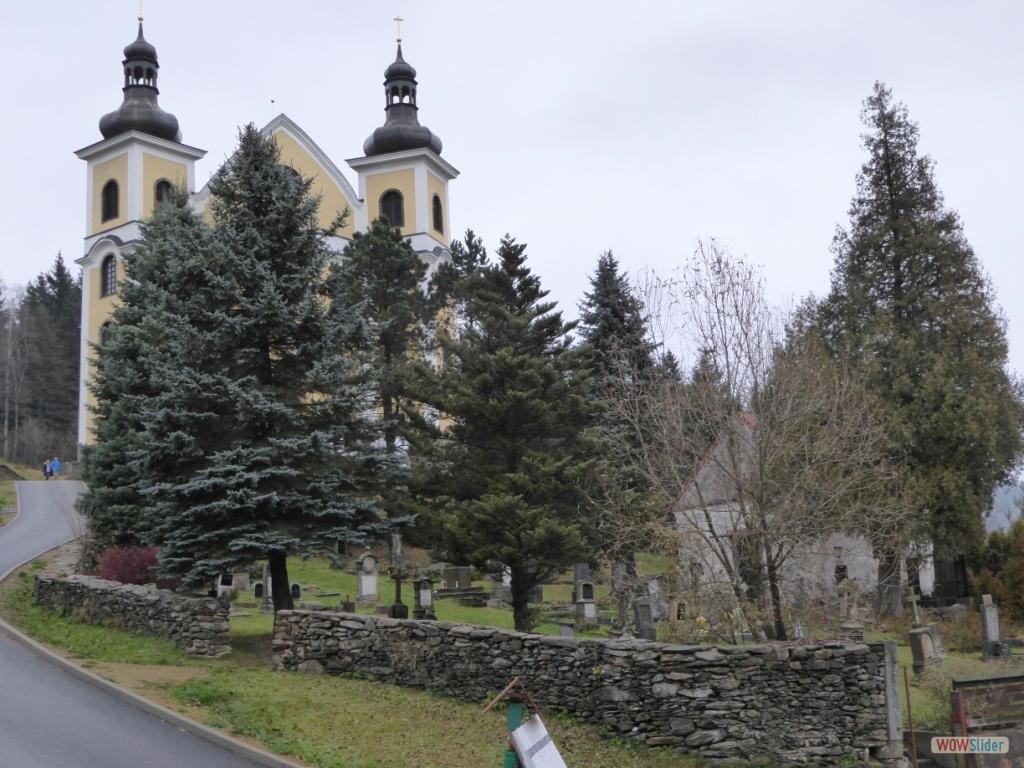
(273, 611, 900, 764)
(35, 573, 230, 657)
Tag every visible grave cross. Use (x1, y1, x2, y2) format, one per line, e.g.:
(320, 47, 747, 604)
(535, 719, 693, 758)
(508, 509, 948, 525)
(904, 588, 922, 629)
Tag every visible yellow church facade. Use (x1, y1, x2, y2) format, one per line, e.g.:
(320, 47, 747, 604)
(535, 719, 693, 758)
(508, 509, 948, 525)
(75, 22, 458, 445)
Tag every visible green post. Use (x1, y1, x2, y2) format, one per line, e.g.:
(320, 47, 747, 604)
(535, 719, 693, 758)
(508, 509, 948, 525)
(503, 702, 523, 768)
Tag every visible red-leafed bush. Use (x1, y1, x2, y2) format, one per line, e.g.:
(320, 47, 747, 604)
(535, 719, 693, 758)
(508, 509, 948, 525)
(97, 546, 160, 585)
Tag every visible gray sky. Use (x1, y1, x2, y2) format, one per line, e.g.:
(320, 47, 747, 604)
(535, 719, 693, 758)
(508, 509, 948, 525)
(3, 1, 1023, 371)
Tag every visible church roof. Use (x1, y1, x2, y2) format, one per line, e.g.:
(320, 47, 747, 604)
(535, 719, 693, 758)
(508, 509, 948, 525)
(363, 44, 443, 157)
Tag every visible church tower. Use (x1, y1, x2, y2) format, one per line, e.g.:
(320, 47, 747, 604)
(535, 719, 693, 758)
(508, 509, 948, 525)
(347, 39, 459, 272)
(74, 20, 206, 444)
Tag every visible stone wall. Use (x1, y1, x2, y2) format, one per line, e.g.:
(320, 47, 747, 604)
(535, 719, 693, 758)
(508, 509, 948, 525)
(273, 611, 900, 764)
(35, 573, 230, 657)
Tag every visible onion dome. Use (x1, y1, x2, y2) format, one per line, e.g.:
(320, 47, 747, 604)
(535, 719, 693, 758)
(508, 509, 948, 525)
(363, 44, 442, 157)
(99, 22, 181, 142)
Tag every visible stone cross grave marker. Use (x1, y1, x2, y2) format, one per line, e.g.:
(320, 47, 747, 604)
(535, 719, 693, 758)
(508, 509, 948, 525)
(904, 588, 922, 628)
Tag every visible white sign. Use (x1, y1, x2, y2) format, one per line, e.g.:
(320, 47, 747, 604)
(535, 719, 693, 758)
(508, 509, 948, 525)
(510, 716, 568, 768)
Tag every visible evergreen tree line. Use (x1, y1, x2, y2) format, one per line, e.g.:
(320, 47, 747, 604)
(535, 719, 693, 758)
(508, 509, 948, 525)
(83, 80, 1022, 634)
(0, 255, 81, 466)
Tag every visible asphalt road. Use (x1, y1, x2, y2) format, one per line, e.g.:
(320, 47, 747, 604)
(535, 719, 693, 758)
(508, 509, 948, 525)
(0, 480, 264, 768)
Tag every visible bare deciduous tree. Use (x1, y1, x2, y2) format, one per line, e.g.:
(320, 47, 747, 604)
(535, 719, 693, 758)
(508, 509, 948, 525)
(592, 240, 913, 639)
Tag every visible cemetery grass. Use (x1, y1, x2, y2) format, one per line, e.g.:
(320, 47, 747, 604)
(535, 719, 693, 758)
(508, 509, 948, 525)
(0, 561, 716, 768)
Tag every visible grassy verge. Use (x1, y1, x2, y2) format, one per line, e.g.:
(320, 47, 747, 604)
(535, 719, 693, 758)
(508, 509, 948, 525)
(0, 462, 44, 528)
(0, 560, 712, 768)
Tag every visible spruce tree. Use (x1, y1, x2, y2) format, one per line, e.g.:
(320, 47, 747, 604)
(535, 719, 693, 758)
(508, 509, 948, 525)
(330, 219, 441, 554)
(577, 251, 654, 626)
(577, 251, 653, 377)
(436, 235, 593, 631)
(83, 127, 390, 608)
(819, 83, 1022, 567)
(79, 188, 209, 549)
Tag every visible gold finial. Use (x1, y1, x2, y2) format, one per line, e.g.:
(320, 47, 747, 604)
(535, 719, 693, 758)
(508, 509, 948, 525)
(394, 15, 403, 44)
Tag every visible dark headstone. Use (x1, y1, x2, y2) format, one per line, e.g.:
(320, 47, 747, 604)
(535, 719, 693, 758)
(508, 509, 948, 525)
(253, 582, 264, 599)
(573, 562, 591, 582)
(290, 583, 301, 599)
(634, 597, 655, 641)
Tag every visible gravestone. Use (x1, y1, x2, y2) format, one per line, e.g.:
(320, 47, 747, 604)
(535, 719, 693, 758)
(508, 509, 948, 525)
(634, 597, 656, 641)
(356, 551, 379, 605)
(290, 583, 301, 600)
(574, 580, 598, 629)
(443, 566, 473, 590)
(980, 594, 1008, 658)
(558, 625, 575, 638)
(253, 582, 264, 599)
(909, 626, 941, 675)
(646, 578, 669, 621)
(926, 623, 946, 660)
(488, 582, 513, 609)
(528, 584, 544, 604)
(260, 562, 273, 612)
(572, 563, 590, 600)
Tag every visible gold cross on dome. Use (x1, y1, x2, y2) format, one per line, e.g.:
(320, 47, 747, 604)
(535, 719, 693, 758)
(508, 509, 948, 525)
(394, 16, 403, 44)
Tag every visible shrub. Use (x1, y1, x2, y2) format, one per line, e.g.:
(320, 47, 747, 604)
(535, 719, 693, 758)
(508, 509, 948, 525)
(97, 546, 159, 584)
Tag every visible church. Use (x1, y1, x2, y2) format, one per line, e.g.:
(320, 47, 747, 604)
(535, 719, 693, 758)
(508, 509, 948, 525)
(74, 20, 458, 445)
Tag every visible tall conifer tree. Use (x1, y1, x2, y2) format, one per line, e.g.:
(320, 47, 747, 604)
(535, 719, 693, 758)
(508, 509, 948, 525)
(436, 235, 593, 631)
(330, 219, 442, 557)
(577, 251, 653, 626)
(82, 127, 390, 608)
(819, 83, 1022, 573)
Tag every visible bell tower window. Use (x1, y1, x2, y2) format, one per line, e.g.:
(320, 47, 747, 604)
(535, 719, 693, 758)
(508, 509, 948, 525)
(380, 190, 405, 228)
(155, 179, 172, 205)
(101, 180, 119, 222)
(100, 254, 118, 297)
(432, 195, 444, 234)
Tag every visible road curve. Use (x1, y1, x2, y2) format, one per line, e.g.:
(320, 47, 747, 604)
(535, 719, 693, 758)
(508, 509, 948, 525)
(0, 481, 266, 768)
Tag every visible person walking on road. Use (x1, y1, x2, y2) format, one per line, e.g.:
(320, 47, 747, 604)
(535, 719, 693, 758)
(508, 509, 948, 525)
(51, 457, 62, 477)
(43, 459, 52, 480)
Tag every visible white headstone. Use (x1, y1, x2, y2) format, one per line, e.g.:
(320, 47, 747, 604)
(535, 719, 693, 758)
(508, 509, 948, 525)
(357, 554, 379, 603)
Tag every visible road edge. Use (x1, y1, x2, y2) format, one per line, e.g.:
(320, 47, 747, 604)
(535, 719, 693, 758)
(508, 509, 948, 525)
(0, 548, 308, 768)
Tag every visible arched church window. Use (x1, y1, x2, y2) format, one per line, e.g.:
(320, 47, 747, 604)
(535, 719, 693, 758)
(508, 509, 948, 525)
(380, 190, 405, 228)
(155, 179, 173, 205)
(432, 195, 443, 234)
(100, 254, 117, 297)
(101, 180, 119, 222)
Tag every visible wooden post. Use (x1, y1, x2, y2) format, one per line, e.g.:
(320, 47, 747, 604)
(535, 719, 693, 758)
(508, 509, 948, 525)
(903, 667, 918, 768)
(503, 702, 523, 768)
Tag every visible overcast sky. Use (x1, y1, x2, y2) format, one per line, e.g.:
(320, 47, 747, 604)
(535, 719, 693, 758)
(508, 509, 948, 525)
(4, 1, 1022, 371)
